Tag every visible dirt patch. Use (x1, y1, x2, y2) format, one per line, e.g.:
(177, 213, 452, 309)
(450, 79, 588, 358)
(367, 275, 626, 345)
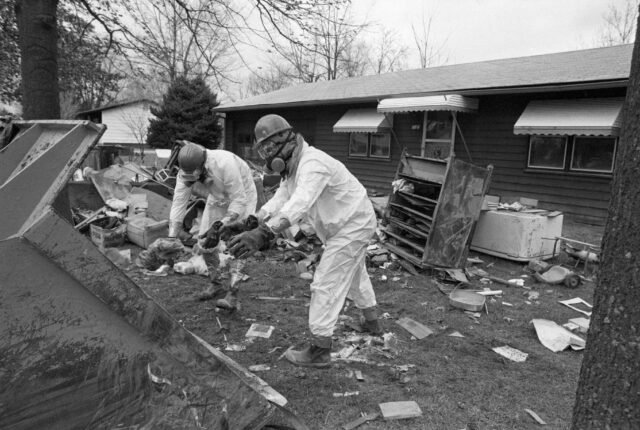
(126, 222, 597, 430)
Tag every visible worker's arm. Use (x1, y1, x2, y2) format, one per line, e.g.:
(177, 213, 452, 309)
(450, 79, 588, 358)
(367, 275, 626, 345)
(168, 177, 193, 237)
(219, 161, 248, 224)
(257, 178, 290, 222)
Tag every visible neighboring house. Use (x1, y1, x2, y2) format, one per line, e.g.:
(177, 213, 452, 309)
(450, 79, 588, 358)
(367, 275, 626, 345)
(215, 44, 632, 225)
(76, 98, 159, 167)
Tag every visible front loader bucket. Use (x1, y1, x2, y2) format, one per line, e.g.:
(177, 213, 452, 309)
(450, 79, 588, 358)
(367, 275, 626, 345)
(0, 121, 303, 430)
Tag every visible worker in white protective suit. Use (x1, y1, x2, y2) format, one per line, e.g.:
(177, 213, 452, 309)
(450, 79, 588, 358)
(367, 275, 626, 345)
(169, 141, 258, 309)
(227, 114, 382, 368)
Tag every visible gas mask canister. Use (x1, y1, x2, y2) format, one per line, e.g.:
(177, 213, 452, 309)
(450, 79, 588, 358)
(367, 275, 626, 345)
(258, 133, 292, 174)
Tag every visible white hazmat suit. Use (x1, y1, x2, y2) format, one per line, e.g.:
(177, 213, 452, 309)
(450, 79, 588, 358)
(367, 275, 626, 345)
(170, 149, 258, 237)
(260, 140, 377, 338)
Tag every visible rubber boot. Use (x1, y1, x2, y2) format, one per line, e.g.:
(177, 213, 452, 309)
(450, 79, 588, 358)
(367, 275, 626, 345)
(285, 336, 332, 368)
(361, 306, 383, 335)
(215, 288, 239, 310)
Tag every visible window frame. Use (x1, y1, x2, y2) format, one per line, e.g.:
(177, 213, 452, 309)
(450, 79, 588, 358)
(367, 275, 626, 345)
(348, 132, 391, 159)
(526, 135, 617, 175)
(527, 135, 568, 171)
(570, 136, 617, 174)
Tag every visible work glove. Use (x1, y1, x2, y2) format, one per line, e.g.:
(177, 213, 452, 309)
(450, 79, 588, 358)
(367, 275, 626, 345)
(218, 215, 260, 241)
(228, 225, 274, 259)
(199, 220, 224, 249)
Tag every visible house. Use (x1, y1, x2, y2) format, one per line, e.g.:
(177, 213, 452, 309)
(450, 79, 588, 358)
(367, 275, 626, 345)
(215, 44, 632, 225)
(76, 98, 159, 167)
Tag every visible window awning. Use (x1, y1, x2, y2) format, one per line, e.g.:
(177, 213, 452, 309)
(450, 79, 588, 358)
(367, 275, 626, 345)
(333, 108, 392, 133)
(377, 95, 479, 113)
(514, 98, 624, 136)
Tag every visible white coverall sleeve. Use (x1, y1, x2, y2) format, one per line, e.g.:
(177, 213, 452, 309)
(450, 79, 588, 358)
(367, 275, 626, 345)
(169, 177, 192, 234)
(220, 163, 249, 220)
(259, 179, 291, 220)
(267, 167, 330, 228)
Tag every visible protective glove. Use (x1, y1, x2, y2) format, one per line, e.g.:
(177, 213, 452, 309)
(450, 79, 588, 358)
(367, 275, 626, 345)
(228, 225, 274, 259)
(199, 220, 224, 249)
(218, 215, 260, 241)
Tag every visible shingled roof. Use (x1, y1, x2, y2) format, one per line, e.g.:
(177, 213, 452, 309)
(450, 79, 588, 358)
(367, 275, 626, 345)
(217, 44, 632, 112)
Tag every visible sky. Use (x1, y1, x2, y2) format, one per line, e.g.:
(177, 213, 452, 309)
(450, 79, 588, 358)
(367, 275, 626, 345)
(350, 0, 631, 68)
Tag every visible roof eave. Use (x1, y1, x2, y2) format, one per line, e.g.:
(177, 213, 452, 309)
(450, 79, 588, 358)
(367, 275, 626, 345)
(215, 79, 629, 113)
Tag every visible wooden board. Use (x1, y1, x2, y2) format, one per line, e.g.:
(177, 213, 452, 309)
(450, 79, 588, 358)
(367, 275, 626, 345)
(379, 401, 423, 420)
(395, 317, 433, 339)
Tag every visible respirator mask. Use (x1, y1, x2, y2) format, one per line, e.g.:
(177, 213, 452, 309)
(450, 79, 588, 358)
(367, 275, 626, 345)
(257, 131, 294, 174)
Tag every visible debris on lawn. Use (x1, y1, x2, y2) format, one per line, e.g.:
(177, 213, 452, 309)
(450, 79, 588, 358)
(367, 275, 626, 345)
(449, 289, 486, 312)
(333, 391, 360, 398)
(564, 317, 590, 334)
(379, 400, 423, 420)
(507, 278, 525, 287)
(531, 319, 585, 352)
(448, 331, 465, 338)
(245, 323, 275, 339)
(225, 344, 246, 352)
(558, 297, 593, 316)
(174, 254, 208, 275)
(341, 412, 379, 430)
(354, 370, 365, 381)
(395, 317, 434, 339)
(248, 364, 271, 372)
(492, 345, 528, 362)
(534, 265, 581, 288)
(476, 289, 503, 296)
(142, 264, 171, 277)
(502, 301, 514, 307)
(525, 408, 548, 425)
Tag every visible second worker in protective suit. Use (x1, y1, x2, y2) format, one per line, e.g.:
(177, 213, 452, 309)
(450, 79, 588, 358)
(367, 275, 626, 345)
(228, 114, 382, 368)
(169, 141, 258, 309)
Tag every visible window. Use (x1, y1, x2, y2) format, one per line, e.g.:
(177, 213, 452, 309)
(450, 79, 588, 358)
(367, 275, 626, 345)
(528, 136, 567, 169)
(571, 137, 616, 173)
(527, 135, 616, 174)
(422, 111, 454, 159)
(349, 133, 390, 159)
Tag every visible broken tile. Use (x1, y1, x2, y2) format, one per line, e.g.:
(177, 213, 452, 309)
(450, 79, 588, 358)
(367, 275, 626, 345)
(245, 323, 275, 339)
(379, 401, 423, 420)
(395, 317, 433, 340)
(492, 345, 528, 362)
(531, 319, 585, 352)
(248, 364, 270, 372)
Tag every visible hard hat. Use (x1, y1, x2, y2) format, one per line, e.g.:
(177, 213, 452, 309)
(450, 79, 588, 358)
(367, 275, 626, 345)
(178, 142, 206, 181)
(254, 114, 292, 146)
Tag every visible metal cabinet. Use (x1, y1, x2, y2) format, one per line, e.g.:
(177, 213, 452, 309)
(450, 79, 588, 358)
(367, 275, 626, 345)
(383, 150, 493, 269)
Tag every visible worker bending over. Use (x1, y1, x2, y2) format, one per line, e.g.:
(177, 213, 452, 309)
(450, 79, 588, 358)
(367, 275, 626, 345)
(169, 141, 257, 309)
(228, 114, 382, 368)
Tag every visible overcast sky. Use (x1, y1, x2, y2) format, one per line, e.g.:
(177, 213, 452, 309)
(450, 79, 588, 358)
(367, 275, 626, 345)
(351, 0, 632, 67)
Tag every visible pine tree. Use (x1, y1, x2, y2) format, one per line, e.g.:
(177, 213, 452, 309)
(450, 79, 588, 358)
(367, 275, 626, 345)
(146, 76, 222, 149)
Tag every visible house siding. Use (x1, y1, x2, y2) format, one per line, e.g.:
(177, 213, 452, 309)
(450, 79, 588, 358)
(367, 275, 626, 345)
(224, 87, 624, 225)
(100, 102, 155, 145)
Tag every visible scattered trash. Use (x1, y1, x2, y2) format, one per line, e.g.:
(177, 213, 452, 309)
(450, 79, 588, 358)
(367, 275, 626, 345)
(143, 264, 170, 277)
(379, 401, 423, 420)
(355, 370, 365, 381)
(449, 290, 486, 312)
(525, 408, 547, 425)
(464, 311, 481, 318)
(333, 391, 360, 397)
(558, 297, 593, 316)
(476, 289, 503, 296)
(333, 345, 357, 359)
(534, 265, 581, 288)
(503, 317, 514, 323)
(527, 291, 540, 301)
(225, 344, 246, 352)
(248, 364, 270, 372)
(507, 278, 525, 287)
(299, 272, 314, 281)
(528, 259, 550, 273)
(174, 254, 209, 275)
(492, 345, 528, 362)
(567, 317, 590, 334)
(467, 256, 484, 264)
(382, 332, 399, 352)
(395, 317, 433, 339)
(245, 323, 275, 339)
(380, 275, 388, 282)
(126, 216, 169, 249)
(440, 268, 470, 284)
(531, 319, 585, 352)
(448, 331, 465, 338)
(502, 301, 514, 307)
(341, 412, 379, 430)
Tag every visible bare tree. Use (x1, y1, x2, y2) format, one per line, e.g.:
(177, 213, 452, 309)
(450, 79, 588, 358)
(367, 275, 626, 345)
(367, 27, 408, 74)
(598, 0, 638, 46)
(243, 63, 292, 96)
(119, 104, 154, 162)
(411, 11, 448, 68)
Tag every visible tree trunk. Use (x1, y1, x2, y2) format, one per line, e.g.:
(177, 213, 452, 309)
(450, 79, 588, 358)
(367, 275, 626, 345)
(571, 17, 640, 430)
(15, 0, 60, 119)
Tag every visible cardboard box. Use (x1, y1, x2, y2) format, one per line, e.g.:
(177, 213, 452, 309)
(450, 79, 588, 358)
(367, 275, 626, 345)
(90, 223, 126, 249)
(126, 217, 169, 249)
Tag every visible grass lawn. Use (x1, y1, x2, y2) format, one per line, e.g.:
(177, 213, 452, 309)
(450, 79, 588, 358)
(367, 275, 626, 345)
(130, 220, 603, 430)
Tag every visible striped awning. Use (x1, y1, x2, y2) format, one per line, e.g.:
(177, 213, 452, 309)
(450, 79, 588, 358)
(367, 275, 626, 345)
(333, 109, 393, 133)
(514, 98, 624, 136)
(377, 95, 479, 113)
